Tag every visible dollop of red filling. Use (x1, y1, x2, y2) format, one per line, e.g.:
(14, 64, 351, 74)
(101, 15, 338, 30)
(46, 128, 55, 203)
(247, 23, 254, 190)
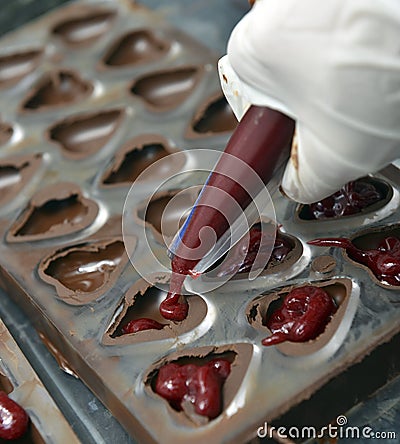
(308, 236, 400, 286)
(262, 285, 336, 346)
(154, 358, 231, 419)
(217, 224, 293, 276)
(305, 180, 382, 220)
(0, 391, 29, 440)
(121, 318, 165, 334)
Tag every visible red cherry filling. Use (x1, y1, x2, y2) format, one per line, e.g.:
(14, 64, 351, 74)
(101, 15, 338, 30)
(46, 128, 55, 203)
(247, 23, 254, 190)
(217, 224, 293, 276)
(154, 358, 231, 419)
(262, 286, 336, 346)
(0, 391, 29, 440)
(159, 272, 189, 321)
(305, 180, 382, 220)
(308, 236, 400, 286)
(121, 318, 165, 334)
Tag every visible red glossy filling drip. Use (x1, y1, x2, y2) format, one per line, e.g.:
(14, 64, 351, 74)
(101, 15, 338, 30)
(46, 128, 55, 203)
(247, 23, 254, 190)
(121, 318, 165, 334)
(262, 286, 336, 346)
(154, 358, 231, 419)
(306, 180, 382, 220)
(308, 236, 400, 286)
(0, 391, 29, 440)
(217, 224, 293, 276)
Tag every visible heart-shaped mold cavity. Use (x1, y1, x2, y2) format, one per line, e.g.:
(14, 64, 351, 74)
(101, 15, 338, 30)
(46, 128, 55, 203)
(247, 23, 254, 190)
(130, 66, 203, 112)
(0, 153, 43, 208)
(144, 343, 253, 426)
(309, 224, 400, 289)
(21, 70, 92, 111)
(38, 237, 131, 305)
(297, 177, 392, 221)
(103, 29, 170, 67)
(246, 278, 353, 356)
(7, 182, 99, 242)
(134, 187, 200, 245)
(48, 108, 124, 159)
(100, 134, 185, 186)
(207, 222, 303, 280)
(51, 10, 116, 46)
(0, 49, 43, 89)
(185, 93, 238, 138)
(0, 119, 14, 146)
(103, 274, 207, 345)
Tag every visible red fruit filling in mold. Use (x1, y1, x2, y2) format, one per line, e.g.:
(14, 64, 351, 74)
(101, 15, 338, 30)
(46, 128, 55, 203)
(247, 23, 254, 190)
(0, 391, 29, 440)
(154, 358, 231, 419)
(159, 272, 188, 322)
(305, 180, 382, 220)
(217, 224, 293, 276)
(308, 236, 400, 286)
(262, 286, 336, 346)
(121, 318, 165, 334)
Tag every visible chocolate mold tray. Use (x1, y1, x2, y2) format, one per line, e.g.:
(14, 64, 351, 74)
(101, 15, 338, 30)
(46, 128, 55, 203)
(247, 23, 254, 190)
(0, 317, 79, 443)
(0, 1, 399, 443)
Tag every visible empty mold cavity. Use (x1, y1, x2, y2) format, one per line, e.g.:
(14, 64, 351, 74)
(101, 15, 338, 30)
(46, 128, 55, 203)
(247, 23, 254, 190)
(51, 10, 116, 46)
(130, 66, 203, 112)
(38, 238, 131, 305)
(0, 153, 43, 208)
(185, 93, 238, 138)
(297, 177, 392, 221)
(7, 182, 98, 242)
(48, 108, 124, 159)
(103, 275, 207, 345)
(144, 343, 253, 426)
(310, 224, 400, 289)
(0, 49, 43, 89)
(103, 29, 170, 67)
(246, 278, 353, 356)
(207, 222, 303, 280)
(100, 134, 185, 186)
(21, 70, 92, 111)
(134, 187, 200, 245)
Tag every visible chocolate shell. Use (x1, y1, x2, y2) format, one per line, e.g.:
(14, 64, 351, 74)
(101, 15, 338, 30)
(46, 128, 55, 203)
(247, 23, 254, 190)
(103, 275, 207, 345)
(246, 278, 354, 357)
(0, 49, 43, 89)
(38, 237, 131, 305)
(48, 108, 125, 159)
(6, 182, 99, 242)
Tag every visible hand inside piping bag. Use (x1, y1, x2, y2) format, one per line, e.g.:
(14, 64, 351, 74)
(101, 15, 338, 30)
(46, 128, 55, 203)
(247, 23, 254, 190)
(163, 0, 400, 318)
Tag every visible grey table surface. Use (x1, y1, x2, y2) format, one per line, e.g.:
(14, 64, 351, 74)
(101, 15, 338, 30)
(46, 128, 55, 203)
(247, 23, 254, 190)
(0, 1, 399, 443)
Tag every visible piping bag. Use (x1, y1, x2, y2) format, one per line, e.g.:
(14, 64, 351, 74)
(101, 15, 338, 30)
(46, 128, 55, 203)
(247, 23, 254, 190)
(162, 105, 295, 321)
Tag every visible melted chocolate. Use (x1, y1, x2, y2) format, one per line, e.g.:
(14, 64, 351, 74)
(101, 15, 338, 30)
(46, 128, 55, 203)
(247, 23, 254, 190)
(298, 177, 390, 220)
(186, 94, 238, 137)
(49, 109, 124, 159)
(103, 276, 207, 344)
(52, 10, 116, 46)
(103, 29, 170, 66)
(0, 49, 42, 89)
(22, 70, 92, 111)
(39, 239, 129, 305)
(130, 66, 202, 112)
(7, 182, 98, 242)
